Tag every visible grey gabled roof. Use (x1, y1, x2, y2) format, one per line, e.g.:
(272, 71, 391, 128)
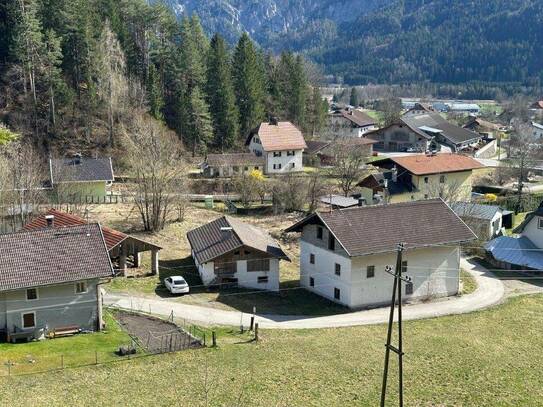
(0, 224, 114, 292)
(450, 202, 501, 221)
(402, 113, 481, 145)
(285, 199, 477, 257)
(319, 195, 360, 208)
(513, 206, 543, 234)
(50, 157, 114, 184)
(187, 216, 289, 264)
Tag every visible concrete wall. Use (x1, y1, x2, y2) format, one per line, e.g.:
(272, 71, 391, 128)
(298, 225, 461, 308)
(193, 252, 216, 285)
(55, 181, 108, 201)
(412, 171, 473, 202)
(474, 140, 497, 159)
(205, 164, 264, 178)
(0, 279, 100, 334)
(265, 150, 303, 174)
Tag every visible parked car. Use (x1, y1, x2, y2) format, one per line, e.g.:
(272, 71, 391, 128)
(164, 276, 190, 295)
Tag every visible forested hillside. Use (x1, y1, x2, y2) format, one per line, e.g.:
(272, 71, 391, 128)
(168, 0, 543, 86)
(0, 0, 326, 155)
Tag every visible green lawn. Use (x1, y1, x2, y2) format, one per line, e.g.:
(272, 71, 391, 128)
(1, 295, 543, 405)
(0, 313, 134, 376)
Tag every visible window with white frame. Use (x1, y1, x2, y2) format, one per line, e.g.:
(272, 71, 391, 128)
(26, 288, 38, 301)
(287, 150, 295, 156)
(75, 281, 88, 294)
(367, 265, 375, 278)
(273, 151, 282, 157)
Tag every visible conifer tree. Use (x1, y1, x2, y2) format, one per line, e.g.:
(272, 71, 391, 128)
(232, 33, 266, 138)
(349, 87, 358, 107)
(206, 34, 239, 151)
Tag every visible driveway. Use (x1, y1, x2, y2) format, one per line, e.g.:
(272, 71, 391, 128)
(104, 258, 504, 330)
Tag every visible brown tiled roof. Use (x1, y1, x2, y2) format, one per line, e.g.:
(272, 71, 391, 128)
(187, 216, 289, 264)
(205, 153, 265, 167)
(376, 153, 483, 176)
(334, 109, 376, 127)
(285, 199, 476, 256)
(23, 209, 161, 251)
(305, 140, 331, 155)
(464, 117, 501, 131)
(0, 224, 114, 292)
(337, 136, 377, 146)
(248, 122, 307, 152)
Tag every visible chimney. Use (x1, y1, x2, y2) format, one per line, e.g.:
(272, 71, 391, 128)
(269, 116, 279, 126)
(220, 226, 233, 240)
(45, 214, 54, 228)
(358, 197, 366, 207)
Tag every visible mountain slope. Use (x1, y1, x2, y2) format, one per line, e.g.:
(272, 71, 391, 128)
(165, 0, 543, 85)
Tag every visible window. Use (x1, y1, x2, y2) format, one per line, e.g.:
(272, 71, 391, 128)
(273, 151, 282, 157)
(334, 288, 341, 300)
(538, 218, 543, 229)
(309, 277, 315, 287)
(273, 163, 282, 170)
(244, 166, 249, 171)
(309, 253, 315, 264)
(26, 288, 38, 301)
(257, 276, 269, 284)
(439, 175, 445, 183)
(287, 150, 295, 156)
(290, 162, 295, 169)
(75, 282, 88, 294)
(316, 226, 323, 240)
(424, 177, 429, 184)
(22, 312, 35, 329)
(335, 263, 341, 276)
(401, 261, 408, 273)
(367, 265, 375, 278)
(244, 250, 251, 255)
(328, 234, 335, 251)
(248, 259, 270, 272)
(234, 250, 240, 255)
(424, 194, 429, 199)
(406, 282, 414, 295)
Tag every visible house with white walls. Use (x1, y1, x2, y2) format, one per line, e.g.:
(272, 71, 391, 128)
(246, 119, 307, 174)
(285, 199, 477, 309)
(187, 216, 289, 291)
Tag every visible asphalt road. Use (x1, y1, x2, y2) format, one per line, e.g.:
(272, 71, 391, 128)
(105, 258, 504, 330)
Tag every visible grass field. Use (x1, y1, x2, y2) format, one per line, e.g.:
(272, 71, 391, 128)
(0, 313, 133, 376)
(1, 294, 542, 405)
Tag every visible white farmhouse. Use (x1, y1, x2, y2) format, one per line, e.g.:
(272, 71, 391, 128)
(328, 107, 378, 137)
(246, 119, 307, 174)
(285, 199, 476, 308)
(187, 216, 289, 292)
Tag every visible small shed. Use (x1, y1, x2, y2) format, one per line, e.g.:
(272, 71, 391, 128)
(24, 209, 162, 275)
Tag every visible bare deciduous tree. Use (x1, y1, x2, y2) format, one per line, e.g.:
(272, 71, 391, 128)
(124, 115, 186, 232)
(327, 141, 370, 197)
(306, 170, 329, 212)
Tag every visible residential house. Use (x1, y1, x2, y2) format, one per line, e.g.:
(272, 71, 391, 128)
(403, 102, 435, 117)
(187, 216, 289, 291)
(450, 202, 512, 240)
(464, 117, 504, 140)
(328, 108, 378, 137)
(246, 120, 307, 174)
(49, 154, 114, 202)
(486, 203, 543, 270)
(358, 153, 483, 203)
(0, 224, 114, 342)
(201, 153, 265, 178)
(285, 199, 476, 308)
(304, 137, 377, 167)
(24, 209, 162, 275)
(532, 122, 543, 140)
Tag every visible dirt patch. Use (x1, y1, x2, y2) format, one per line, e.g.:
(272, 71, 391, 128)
(114, 310, 202, 353)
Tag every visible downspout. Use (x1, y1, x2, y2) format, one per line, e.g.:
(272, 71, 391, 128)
(96, 278, 112, 331)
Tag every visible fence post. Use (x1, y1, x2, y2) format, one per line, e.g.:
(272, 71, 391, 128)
(250, 316, 255, 331)
(212, 331, 217, 347)
(95, 351, 98, 365)
(61, 354, 64, 369)
(203, 333, 206, 347)
(7, 360, 11, 376)
(254, 323, 259, 342)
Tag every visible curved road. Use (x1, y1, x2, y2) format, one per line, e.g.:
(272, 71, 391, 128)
(104, 258, 504, 329)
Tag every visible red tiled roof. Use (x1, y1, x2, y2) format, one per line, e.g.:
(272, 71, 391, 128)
(250, 122, 307, 152)
(382, 153, 483, 176)
(24, 209, 127, 250)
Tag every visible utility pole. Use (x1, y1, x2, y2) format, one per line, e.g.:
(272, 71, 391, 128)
(380, 242, 412, 407)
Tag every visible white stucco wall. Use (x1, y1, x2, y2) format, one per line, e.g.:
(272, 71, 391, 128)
(193, 252, 216, 285)
(265, 150, 303, 173)
(299, 240, 460, 308)
(520, 216, 543, 248)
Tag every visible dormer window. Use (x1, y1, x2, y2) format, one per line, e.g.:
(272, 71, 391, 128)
(538, 218, 543, 229)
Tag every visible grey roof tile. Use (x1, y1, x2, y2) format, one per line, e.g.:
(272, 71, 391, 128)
(50, 157, 114, 183)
